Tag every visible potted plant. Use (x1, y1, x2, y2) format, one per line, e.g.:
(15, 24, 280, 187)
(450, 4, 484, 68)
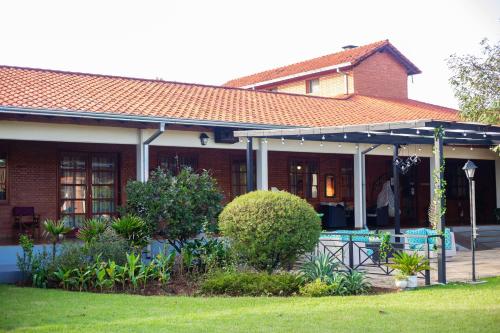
(394, 273, 409, 290)
(388, 251, 430, 288)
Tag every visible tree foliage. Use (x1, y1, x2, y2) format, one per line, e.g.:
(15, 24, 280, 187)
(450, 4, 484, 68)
(125, 168, 223, 252)
(447, 38, 500, 125)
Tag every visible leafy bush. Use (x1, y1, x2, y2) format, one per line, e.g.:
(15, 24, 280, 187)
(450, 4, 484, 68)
(299, 279, 332, 297)
(77, 218, 108, 245)
(86, 229, 131, 265)
(52, 242, 88, 270)
(111, 215, 149, 250)
(125, 168, 223, 252)
(300, 253, 338, 283)
(219, 191, 321, 272)
(388, 251, 430, 276)
(16, 235, 51, 287)
(180, 238, 234, 274)
(200, 271, 303, 296)
(340, 271, 371, 295)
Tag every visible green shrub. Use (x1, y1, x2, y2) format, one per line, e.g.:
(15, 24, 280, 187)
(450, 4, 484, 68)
(300, 253, 338, 283)
(77, 218, 108, 245)
(219, 191, 321, 272)
(342, 270, 371, 295)
(200, 271, 303, 296)
(53, 242, 88, 270)
(111, 215, 149, 250)
(388, 251, 431, 276)
(86, 229, 131, 265)
(125, 168, 223, 252)
(299, 279, 332, 297)
(16, 235, 34, 281)
(180, 238, 235, 274)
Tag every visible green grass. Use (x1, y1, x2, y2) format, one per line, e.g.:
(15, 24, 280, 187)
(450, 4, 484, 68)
(1, 278, 500, 333)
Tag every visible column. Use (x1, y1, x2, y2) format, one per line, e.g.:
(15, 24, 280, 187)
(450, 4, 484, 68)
(246, 138, 254, 192)
(136, 129, 145, 182)
(429, 155, 435, 201)
(354, 146, 364, 229)
(434, 130, 446, 284)
(256, 138, 269, 190)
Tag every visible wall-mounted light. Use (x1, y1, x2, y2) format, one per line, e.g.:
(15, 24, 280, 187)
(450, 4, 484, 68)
(199, 133, 209, 146)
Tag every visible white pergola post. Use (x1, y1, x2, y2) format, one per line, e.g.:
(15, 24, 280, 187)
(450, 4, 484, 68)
(136, 129, 146, 182)
(256, 138, 269, 190)
(496, 159, 500, 209)
(354, 146, 364, 229)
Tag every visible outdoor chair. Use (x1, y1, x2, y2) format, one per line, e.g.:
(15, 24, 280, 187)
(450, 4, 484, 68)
(403, 228, 456, 257)
(12, 206, 41, 240)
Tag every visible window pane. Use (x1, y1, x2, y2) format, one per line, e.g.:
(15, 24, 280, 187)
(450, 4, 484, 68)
(311, 186, 318, 199)
(92, 185, 114, 199)
(0, 184, 5, 200)
(60, 185, 86, 199)
(60, 170, 86, 184)
(92, 171, 114, 185)
(60, 155, 86, 169)
(60, 200, 86, 214)
(61, 214, 85, 228)
(92, 200, 115, 213)
(92, 156, 115, 170)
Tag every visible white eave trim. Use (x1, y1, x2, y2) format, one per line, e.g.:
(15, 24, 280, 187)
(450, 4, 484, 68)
(241, 62, 352, 89)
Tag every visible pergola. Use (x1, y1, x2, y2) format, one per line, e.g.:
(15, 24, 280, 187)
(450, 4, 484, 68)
(234, 119, 500, 283)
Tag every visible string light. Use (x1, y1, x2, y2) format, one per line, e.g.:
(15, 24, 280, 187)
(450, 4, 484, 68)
(321, 135, 325, 140)
(263, 138, 268, 144)
(452, 146, 456, 151)
(367, 132, 371, 137)
(238, 137, 243, 143)
(300, 137, 304, 145)
(387, 145, 391, 150)
(470, 146, 474, 151)
(463, 132, 467, 137)
(320, 141, 324, 147)
(483, 133, 487, 138)
(281, 137, 285, 145)
(246, 138, 250, 143)
(390, 130, 394, 136)
(338, 143, 342, 148)
(343, 133, 347, 139)
(416, 129, 420, 134)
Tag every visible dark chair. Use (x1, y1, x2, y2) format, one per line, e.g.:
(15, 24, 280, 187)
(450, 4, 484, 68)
(320, 203, 347, 230)
(376, 205, 389, 228)
(13, 207, 41, 239)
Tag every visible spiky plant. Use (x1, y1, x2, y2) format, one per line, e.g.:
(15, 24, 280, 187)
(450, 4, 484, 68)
(43, 219, 72, 261)
(77, 218, 108, 246)
(300, 253, 338, 283)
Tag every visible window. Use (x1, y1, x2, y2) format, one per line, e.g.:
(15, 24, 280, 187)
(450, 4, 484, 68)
(446, 162, 468, 199)
(59, 153, 118, 227)
(340, 159, 353, 201)
(158, 153, 198, 175)
(306, 79, 320, 94)
(0, 153, 6, 201)
(232, 160, 247, 198)
(325, 174, 336, 198)
(289, 159, 318, 199)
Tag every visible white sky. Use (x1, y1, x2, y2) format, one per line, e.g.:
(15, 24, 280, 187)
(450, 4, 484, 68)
(0, 0, 498, 109)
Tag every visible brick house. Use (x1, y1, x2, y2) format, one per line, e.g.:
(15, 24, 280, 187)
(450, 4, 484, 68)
(0, 40, 499, 242)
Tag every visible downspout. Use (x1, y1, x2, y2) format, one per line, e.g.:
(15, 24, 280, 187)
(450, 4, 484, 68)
(141, 122, 166, 182)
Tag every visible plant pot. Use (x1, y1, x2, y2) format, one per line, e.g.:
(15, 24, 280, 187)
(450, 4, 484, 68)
(407, 275, 418, 288)
(395, 279, 408, 290)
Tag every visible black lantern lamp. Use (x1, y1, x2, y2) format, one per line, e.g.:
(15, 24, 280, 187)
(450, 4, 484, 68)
(462, 160, 479, 282)
(199, 133, 209, 146)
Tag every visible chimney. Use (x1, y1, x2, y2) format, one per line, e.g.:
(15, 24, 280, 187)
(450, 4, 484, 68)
(342, 45, 358, 50)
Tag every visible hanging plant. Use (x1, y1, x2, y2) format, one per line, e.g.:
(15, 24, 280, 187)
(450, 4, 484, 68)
(377, 231, 392, 262)
(429, 127, 447, 232)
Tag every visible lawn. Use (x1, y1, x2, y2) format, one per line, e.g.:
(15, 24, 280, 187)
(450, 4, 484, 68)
(1, 278, 499, 333)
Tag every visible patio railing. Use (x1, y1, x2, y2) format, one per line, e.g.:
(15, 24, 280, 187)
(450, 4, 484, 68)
(310, 231, 445, 286)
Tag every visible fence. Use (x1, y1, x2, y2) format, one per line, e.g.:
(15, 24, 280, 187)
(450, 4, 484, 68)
(311, 232, 445, 286)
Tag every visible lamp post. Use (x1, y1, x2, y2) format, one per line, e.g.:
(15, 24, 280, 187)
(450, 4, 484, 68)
(462, 160, 478, 282)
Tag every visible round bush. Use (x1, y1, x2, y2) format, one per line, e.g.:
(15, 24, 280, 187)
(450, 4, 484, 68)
(219, 191, 321, 272)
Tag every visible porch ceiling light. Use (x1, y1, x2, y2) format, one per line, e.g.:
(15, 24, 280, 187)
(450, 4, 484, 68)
(199, 133, 209, 146)
(462, 160, 477, 180)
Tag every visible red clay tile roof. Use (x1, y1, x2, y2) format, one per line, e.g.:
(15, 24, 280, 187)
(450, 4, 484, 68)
(223, 40, 421, 88)
(0, 65, 457, 128)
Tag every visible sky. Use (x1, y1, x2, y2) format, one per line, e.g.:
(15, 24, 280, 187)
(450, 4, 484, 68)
(0, 0, 498, 109)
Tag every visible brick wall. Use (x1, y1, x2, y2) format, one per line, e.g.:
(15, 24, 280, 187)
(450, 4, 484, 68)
(352, 51, 409, 99)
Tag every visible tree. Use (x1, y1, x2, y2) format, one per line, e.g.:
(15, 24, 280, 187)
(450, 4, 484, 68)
(125, 168, 223, 253)
(447, 39, 500, 153)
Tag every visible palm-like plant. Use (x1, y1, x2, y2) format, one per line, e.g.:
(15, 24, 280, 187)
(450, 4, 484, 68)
(43, 219, 72, 261)
(77, 218, 108, 246)
(111, 215, 149, 250)
(388, 251, 431, 276)
(300, 253, 338, 283)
